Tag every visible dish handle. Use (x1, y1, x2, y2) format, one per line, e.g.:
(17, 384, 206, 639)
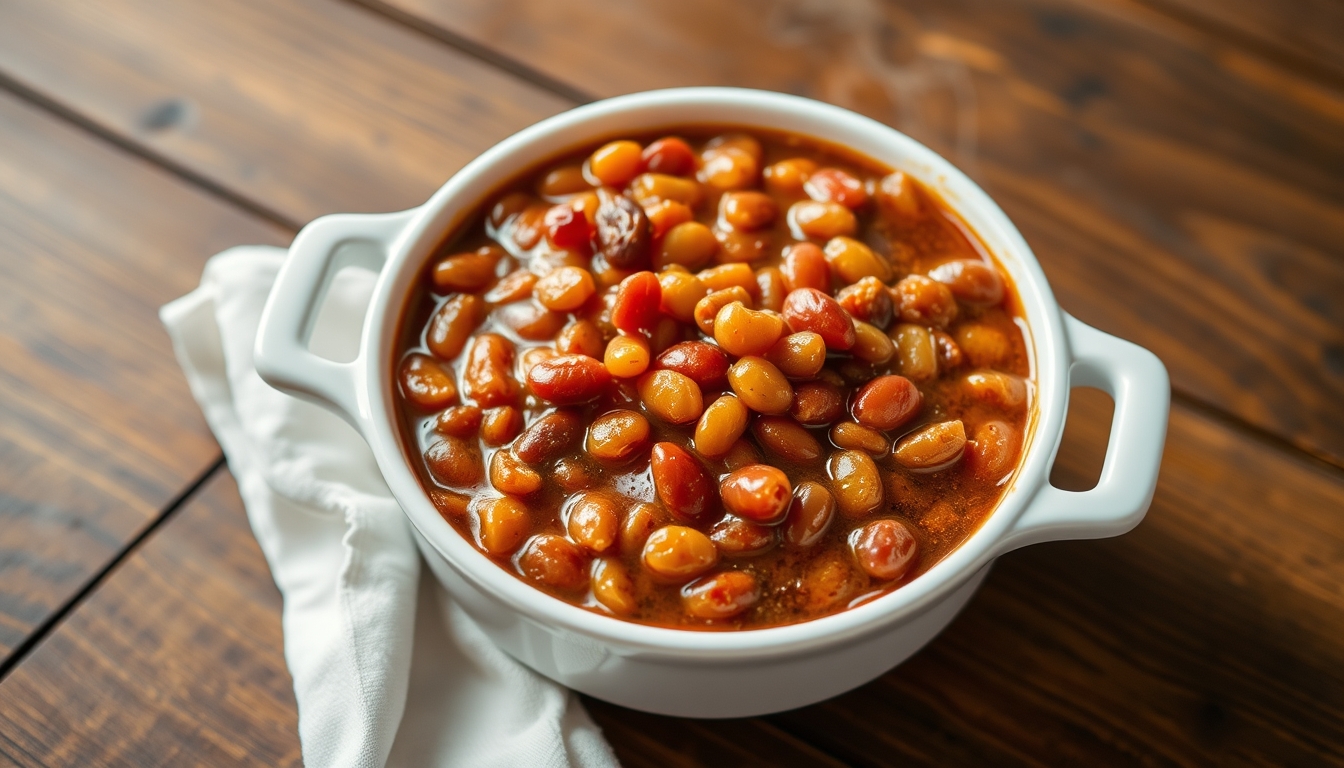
(997, 313, 1170, 554)
(254, 209, 417, 436)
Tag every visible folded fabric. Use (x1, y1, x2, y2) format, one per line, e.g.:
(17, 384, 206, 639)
(161, 246, 619, 768)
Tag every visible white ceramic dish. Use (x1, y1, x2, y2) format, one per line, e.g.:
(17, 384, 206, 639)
(254, 87, 1169, 718)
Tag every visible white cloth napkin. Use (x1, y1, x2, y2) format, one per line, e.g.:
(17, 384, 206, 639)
(160, 246, 619, 768)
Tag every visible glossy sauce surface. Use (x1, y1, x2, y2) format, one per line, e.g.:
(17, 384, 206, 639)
(394, 128, 1032, 629)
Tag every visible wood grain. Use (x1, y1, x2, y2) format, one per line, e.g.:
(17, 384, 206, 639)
(369, 0, 1344, 467)
(0, 89, 285, 660)
(3, 397, 1340, 765)
(0, 0, 571, 225)
(0, 471, 300, 768)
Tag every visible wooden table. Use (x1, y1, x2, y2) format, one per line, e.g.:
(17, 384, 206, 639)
(0, 0, 1340, 764)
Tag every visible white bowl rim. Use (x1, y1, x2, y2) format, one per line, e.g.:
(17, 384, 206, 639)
(362, 87, 1066, 660)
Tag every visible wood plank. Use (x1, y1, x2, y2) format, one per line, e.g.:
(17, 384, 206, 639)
(3, 397, 1340, 765)
(367, 0, 1344, 467)
(0, 0, 571, 225)
(0, 89, 285, 660)
(0, 471, 300, 768)
(1131, 0, 1344, 84)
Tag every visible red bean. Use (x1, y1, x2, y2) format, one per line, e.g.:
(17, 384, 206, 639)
(851, 519, 918, 580)
(650, 442, 717, 522)
(851, 375, 922, 431)
(611, 271, 662, 334)
(641, 137, 696, 176)
(544, 203, 592, 252)
(654, 341, 730, 388)
(526, 354, 612, 404)
(514, 410, 584, 465)
(782, 288, 856, 351)
(518, 534, 589, 590)
(682, 571, 760, 619)
(783, 481, 836, 548)
(720, 464, 792, 524)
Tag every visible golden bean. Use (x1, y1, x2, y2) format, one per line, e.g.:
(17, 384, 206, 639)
(763, 157, 818, 196)
(694, 286, 753, 335)
(753, 415, 823, 462)
(894, 420, 967, 471)
(765, 332, 826, 379)
(964, 371, 1029, 411)
(727, 356, 794, 415)
(489, 449, 542, 496)
(555, 319, 604, 358)
(399, 353, 458, 409)
(585, 409, 651, 462)
(637, 369, 704, 424)
(537, 164, 591, 198)
(642, 525, 719, 581)
(619, 502, 662, 554)
(588, 140, 644, 187)
(604, 335, 651, 378)
(893, 323, 938, 381)
(682, 571, 760, 619)
(534, 266, 596, 311)
(694, 395, 749, 458)
(788, 200, 857, 240)
(823, 237, 892, 283)
(697, 263, 757, 294)
(720, 191, 778, 230)
(852, 320, 895, 364)
(656, 221, 718, 270)
(591, 557, 637, 615)
(476, 497, 530, 555)
(955, 323, 1011, 368)
(828, 449, 883, 518)
(755, 266, 787, 312)
(714, 302, 785, 357)
(567, 491, 620, 553)
(658, 270, 710, 323)
(830, 421, 889, 455)
(629, 173, 705, 208)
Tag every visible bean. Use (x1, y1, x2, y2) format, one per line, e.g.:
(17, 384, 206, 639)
(526, 354, 611, 404)
(830, 420, 890, 455)
(720, 191, 778, 230)
(514, 410, 583, 464)
(586, 409, 651, 462)
(641, 137, 696, 176)
(801, 552, 856, 611)
(804, 167, 868, 208)
(534, 266, 596, 311)
(876, 171, 922, 219)
(933, 330, 964, 369)
(955, 323, 1011, 368)
(591, 557, 637, 615)
(790, 381, 846, 426)
(780, 242, 830, 293)
(966, 420, 1020, 482)
(489, 192, 532, 229)
(783, 481, 836, 548)
(490, 449, 542, 495)
(753, 416, 823, 463)
(694, 395, 749, 458)
(645, 199, 695, 240)
(763, 157, 818, 196)
(851, 375, 922, 431)
(710, 516, 776, 556)
(894, 420, 967, 471)
(835, 277, 893, 328)
(852, 321, 895, 364)
(965, 371, 1029, 411)
(552, 455, 595, 493)
(642, 525, 719, 581)
(538, 164, 590, 197)
(657, 270, 710, 323)
(705, 133, 763, 161)
(755, 267, 787, 312)
(510, 204, 549, 250)
(554, 319, 604, 358)
(654, 341, 730, 388)
(424, 437, 484, 488)
(852, 519, 918, 580)
(788, 200, 857, 240)
(628, 173, 704, 208)
(517, 347, 557, 383)
(588, 140, 644, 187)
(426, 294, 483, 360)
(727, 356, 794, 415)
(566, 491, 620, 553)
(619, 502, 662, 554)
(637, 369, 704, 425)
(828, 449, 883, 518)
(463, 334, 518, 407)
(432, 245, 505, 292)
(399, 354, 458, 409)
(595, 189, 651, 269)
(782, 288, 856, 350)
(496, 301, 567, 341)
(823, 237, 892, 283)
(604, 335, 651, 378)
(893, 323, 938, 381)
(656, 221, 718, 270)
(430, 489, 471, 519)
(714, 228, 771, 263)
(697, 263, 757, 294)
(484, 269, 538, 305)
(475, 497, 530, 555)
(928, 259, 1005, 305)
(480, 406, 523, 446)
(544, 203, 593, 252)
(649, 316, 682, 355)
(518, 534, 589, 590)
(720, 464, 792, 523)
(610, 271, 662, 335)
(436, 405, 483, 437)
(698, 147, 759, 190)
(694, 286, 753, 335)
(722, 439, 764, 472)
(682, 571, 760, 620)
(894, 275, 958, 328)
(714, 302, 785, 357)
(765, 331, 826, 379)
(650, 443, 717, 522)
